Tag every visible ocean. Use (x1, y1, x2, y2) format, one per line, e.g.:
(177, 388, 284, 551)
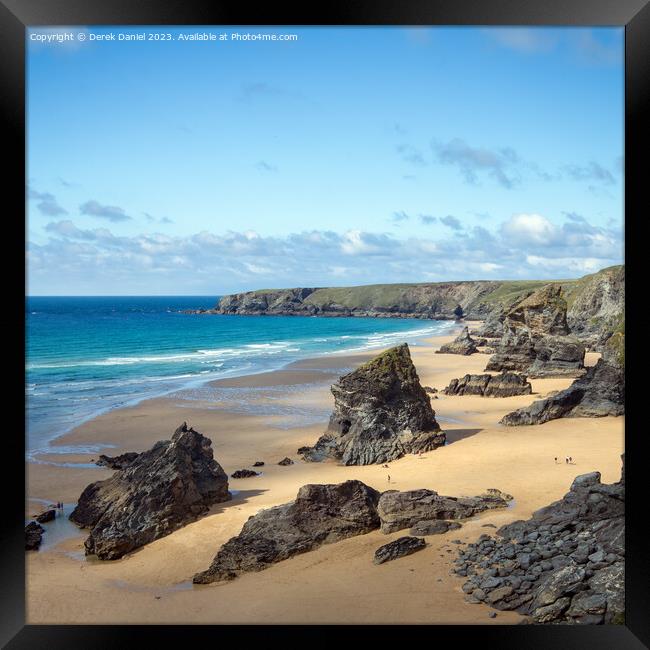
(26, 296, 456, 458)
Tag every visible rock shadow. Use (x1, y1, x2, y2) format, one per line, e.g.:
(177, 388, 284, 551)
(444, 428, 482, 445)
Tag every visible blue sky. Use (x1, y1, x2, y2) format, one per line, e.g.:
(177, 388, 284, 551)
(27, 26, 624, 295)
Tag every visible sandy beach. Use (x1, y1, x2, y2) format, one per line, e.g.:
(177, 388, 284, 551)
(26, 325, 624, 624)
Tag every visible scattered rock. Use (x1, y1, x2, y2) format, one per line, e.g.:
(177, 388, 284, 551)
(436, 327, 479, 355)
(378, 488, 511, 534)
(231, 469, 259, 478)
(25, 521, 44, 551)
(453, 455, 624, 624)
(301, 344, 444, 465)
(374, 536, 426, 564)
(423, 386, 438, 394)
(69, 422, 231, 560)
(443, 372, 532, 397)
(35, 509, 56, 523)
(193, 480, 381, 583)
(95, 452, 140, 471)
(278, 457, 294, 466)
(252, 461, 265, 467)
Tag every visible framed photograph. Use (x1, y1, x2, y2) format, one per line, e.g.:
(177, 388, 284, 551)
(4, 0, 648, 646)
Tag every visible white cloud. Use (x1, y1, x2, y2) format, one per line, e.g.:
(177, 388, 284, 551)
(501, 213, 557, 246)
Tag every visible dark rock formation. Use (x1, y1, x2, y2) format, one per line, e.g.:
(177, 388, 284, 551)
(69, 422, 231, 560)
(410, 520, 462, 536)
(278, 457, 294, 466)
(377, 488, 512, 534)
(486, 285, 585, 378)
(436, 327, 479, 355)
(453, 456, 624, 624)
(232, 469, 259, 478)
(301, 344, 445, 465)
(374, 536, 426, 564)
(35, 509, 56, 523)
(423, 386, 438, 394)
(96, 452, 140, 471)
(500, 336, 624, 425)
(25, 521, 45, 550)
(193, 480, 381, 584)
(444, 372, 532, 398)
(253, 461, 265, 467)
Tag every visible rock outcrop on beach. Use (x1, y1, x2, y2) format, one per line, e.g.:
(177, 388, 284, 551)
(70, 422, 231, 560)
(435, 327, 480, 355)
(300, 344, 445, 465)
(25, 521, 44, 550)
(278, 457, 294, 466)
(486, 285, 586, 378)
(35, 509, 56, 523)
(453, 457, 625, 624)
(443, 373, 532, 398)
(500, 325, 624, 425)
(374, 536, 426, 564)
(409, 520, 462, 536)
(193, 480, 381, 584)
(95, 452, 140, 470)
(377, 488, 512, 534)
(231, 469, 259, 478)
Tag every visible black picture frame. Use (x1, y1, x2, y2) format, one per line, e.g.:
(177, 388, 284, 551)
(3, 0, 648, 647)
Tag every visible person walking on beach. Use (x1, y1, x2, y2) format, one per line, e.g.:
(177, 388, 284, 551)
(387, 474, 391, 484)
(554, 457, 558, 464)
(565, 457, 569, 464)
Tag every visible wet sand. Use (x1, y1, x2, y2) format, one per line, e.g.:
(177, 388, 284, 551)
(26, 326, 624, 624)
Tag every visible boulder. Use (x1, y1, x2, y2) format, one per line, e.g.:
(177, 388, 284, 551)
(25, 521, 44, 551)
(301, 344, 444, 465)
(373, 536, 426, 564)
(69, 422, 231, 560)
(95, 452, 140, 470)
(436, 327, 479, 355)
(232, 469, 259, 478)
(193, 480, 381, 584)
(409, 520, 462, 536)
(377, 488, 511, 534)
(500, 358, 624, 426)
(253, 461, 265, 467)
(444, 372, 532, 397)
(278, 457, 294, 466)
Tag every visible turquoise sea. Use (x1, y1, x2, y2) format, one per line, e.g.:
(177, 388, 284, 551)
(26, 296, 455, 459)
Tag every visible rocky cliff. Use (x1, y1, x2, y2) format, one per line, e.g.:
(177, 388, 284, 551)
(191, 266, 623, 347)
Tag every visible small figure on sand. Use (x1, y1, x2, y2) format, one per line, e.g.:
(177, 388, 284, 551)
(554, 457, 558, 464)
(387, 474, 391, 483)
(569, 456, 574, 464)
(565, 457, 569, 464)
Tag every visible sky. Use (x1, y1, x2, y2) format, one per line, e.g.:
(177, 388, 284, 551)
(26, 26, 624, 295)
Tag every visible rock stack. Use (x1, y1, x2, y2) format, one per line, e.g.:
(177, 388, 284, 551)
(486, 285, 586, 378)
(300, 344, 445, 465)
(453, 456, 624, 624)
(70, 422, 231, 560)
(436, 327, 482, 355)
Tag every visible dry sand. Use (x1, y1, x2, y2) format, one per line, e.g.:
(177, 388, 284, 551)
(26, 327, 624, 624)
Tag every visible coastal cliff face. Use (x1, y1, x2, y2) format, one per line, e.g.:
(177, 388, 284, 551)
(199, 266, 623, 347)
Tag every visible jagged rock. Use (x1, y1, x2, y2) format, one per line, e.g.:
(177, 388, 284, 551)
(377, 488, 511, 534)
(454, 456, 624, 624)
(486, 285, 586, 378)
(500, 358, 624, 426)
(25, 521, 44, 550)
(444, 372, 532, 397)
(409, 520, 462, 536)
(436, 327, 479, 355)
(373, 536, 426, 564)
(297, 446, 311, 455)
(252, 461, 265, 467)
(232, 469, 259, 478)
(302, 344, 444, 465)
(423, 386, 438, 394)
(95, 452, 140, 470)
(35, 509, 56, 523)
(278, 457, 294, 466)
(69, 422, 231, 560)
(193, 480, 381, 584)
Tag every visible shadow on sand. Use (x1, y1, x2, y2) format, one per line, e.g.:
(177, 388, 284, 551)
(444, 428, 482, 445)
